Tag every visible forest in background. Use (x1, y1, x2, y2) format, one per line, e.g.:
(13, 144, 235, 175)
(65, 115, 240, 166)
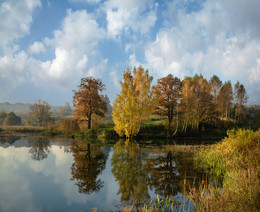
(0, 66, 260, 139)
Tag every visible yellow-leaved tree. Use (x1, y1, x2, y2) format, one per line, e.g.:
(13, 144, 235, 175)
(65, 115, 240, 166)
(112, 66, 156, 138)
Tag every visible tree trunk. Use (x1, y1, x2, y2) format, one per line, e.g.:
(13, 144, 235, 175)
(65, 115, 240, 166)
(88, 115, 91, 129)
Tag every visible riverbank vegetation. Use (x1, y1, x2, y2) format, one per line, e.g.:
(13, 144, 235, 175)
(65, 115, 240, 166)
(192, 128, 260, 211)
(0, 66, 259, 141)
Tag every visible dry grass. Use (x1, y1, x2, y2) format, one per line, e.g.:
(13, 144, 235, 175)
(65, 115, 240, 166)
(0, 125, 45, 133)
(192, 128, 260, 211)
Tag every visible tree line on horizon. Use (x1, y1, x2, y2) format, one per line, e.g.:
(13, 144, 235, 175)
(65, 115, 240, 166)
(72, 66, 251, 138)
(1, 66, 259, 138)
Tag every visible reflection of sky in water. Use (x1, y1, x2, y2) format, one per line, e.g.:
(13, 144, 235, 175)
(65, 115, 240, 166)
(0, 138, 202, 211)
(0, 138, 120, 212)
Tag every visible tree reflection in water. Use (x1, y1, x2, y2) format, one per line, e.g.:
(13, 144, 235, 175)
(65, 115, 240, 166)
(148, 151, 181, 197)
(111, 140, 152, 206)
(70, 141, 107, 194)
(28, 137, 50, 161)
(112, 141, 203, 205)
(0, 136, 21, 145)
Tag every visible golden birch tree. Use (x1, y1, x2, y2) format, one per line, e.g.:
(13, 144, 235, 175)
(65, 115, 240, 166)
(112, 67, 155, 138)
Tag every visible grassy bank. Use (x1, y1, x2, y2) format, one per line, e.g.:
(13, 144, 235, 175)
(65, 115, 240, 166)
(192, 128, 260, 211)
(72, 118, 233, 142)
(0, 125, 45, 134)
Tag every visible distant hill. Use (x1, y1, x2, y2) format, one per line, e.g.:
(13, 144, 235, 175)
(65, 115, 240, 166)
(0, 101, 113, 116)
(0, 102, 62, 114)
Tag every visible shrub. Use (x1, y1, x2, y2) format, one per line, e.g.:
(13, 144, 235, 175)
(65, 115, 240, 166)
(3, 112, 22, 126)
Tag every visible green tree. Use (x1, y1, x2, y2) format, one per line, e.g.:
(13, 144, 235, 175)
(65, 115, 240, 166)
(113, 67, 155, 138)
(0, 111, 7, 125)
(29, 99, 51, 126)
(3, 112, 22, 126)
(73, 77, 107, 129)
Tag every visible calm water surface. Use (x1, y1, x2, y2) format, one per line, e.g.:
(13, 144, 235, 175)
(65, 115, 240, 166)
(0, 136, 206, 212)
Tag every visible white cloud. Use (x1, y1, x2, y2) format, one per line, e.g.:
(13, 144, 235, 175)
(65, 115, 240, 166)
(104, 0, 157, 38)
(144, 0, 260, 104)
(0, 9, 107, 96)
(0, 0, 41, 54)
(37, 9, 106, 87)
(109, 70, 121, 89)
(28, 41, 46, 54)
(69, 0, 100, 4)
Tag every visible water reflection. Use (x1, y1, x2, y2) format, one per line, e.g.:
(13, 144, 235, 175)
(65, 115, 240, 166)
(0, 136, 21, 145)
(112, 140, 206, 206)
(149, 151, 181, 197)
(111, 140, 152, 205)
(70, 141, 108, 194)
(28, 137, 50, 161)
(0, 137, 207, 211)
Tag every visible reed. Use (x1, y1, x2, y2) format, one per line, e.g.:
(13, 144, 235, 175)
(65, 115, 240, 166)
(192, 128, 260, 211)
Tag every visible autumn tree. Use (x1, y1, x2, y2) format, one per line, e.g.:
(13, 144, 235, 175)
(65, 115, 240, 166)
(210, 75, 222, 116)
(113, 66, 155, 138)
(73, 77, 107, 129)
(210, 75, 222, 104)
(70, 141, 107, 194)
(180, 75, 213, 131)
(59, 118, 79, 136)
(218, 81, 233, 120)
(154, 74, 182, 134)
(191, 75, 213, 129)
(29, 99, 51, 126)
(111, 140, 151, 204)
(234, 81, 248, 121)
(180, 77, 194, 133)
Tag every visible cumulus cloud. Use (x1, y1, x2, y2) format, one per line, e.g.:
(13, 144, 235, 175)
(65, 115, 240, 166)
(144, 0, 260, 104)
(0, 0, 41, 54)
(69, 0, 100, 4)
(37, 9, 106, 87)
(0, 9, 107, 96)
(28, 42, 46, 54)
(104, 0, 157, 38)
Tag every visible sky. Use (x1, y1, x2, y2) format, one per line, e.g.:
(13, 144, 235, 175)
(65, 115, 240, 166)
(0, 0, 260, 106)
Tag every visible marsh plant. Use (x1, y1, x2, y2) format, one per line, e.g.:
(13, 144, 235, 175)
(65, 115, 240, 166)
(192, 128, 260, 211)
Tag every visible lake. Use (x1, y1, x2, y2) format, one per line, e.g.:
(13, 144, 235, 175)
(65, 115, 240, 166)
(0, 136, 206, 212)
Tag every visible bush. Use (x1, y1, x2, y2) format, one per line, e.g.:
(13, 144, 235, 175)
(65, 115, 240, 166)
(58, 118, 80, 136)
(3, 112, 22, 126)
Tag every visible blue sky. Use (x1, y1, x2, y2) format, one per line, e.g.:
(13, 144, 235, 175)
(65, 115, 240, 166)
(0, 0, 260, 106)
